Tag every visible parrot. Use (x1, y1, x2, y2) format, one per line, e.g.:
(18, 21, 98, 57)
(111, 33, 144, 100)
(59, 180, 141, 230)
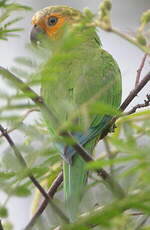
(30, 5, 122, 222)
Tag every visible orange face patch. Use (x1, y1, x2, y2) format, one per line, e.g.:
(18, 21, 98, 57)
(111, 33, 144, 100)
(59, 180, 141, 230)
(32, 13, 66, 39)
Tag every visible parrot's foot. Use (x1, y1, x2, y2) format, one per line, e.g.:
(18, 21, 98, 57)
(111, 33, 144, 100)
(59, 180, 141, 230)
(63, 146, 75, 165)
(110, 124, 117, 133)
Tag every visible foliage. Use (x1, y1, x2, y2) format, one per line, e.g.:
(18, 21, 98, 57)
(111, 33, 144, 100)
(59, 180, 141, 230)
(0, 0, 150, 230)
(0, 0, 31, 40)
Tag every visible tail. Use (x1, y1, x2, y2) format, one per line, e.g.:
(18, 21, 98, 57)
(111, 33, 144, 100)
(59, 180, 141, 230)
(63, 138, 96, 222)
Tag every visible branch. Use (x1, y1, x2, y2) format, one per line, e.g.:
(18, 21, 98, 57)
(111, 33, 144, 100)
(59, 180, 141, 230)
(111, 28, 150, 55)
(0, 124, 69, 224)
(126, 94, 150, 115)
(0, 124, 27, 167)
(120, 71, 150, 111)
(91, 21, 150, 54)
(135, 53, 147, 87)
(24, 172, 63, 230)
(0, 220, 4, 230)
(98, 71, 150, 140)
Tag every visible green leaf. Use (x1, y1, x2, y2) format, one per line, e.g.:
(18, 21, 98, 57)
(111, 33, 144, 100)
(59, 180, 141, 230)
(0, 206, 8, 218)
(5, 3, 32, 11)
(14, 57, 37, 68)
(12, 185, 31, 197)
(86, 154, 142, 170)
(4, 17, 23, 27)
(0, 172, 15, 181)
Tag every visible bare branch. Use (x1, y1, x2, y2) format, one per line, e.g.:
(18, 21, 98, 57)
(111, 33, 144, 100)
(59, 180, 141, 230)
(126, 94, 150, 115)
(111, 28, 150, 55)
(0, 220, 4, 230)
(135, 53, 147, 87)
(98, 72, 150, 141)
(120, 71, 150, 111)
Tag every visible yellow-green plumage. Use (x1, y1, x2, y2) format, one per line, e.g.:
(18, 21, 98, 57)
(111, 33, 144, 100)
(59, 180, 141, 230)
(31, 5, 122, 222)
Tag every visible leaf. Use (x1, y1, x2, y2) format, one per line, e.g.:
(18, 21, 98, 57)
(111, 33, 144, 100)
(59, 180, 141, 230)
(2, 151, 22, 171)
(0, 171, 15, 181)
(5, 3, 32, 11)
(3, 17, 23, 27)
(0, 1, 31, 40)
(86, 154, 142, 170)
(12, 185, 31, 197)
(14, 57, 37, 68)
(0, 206, 8, 218)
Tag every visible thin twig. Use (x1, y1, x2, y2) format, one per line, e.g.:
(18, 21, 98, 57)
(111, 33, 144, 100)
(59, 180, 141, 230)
(91, 21, 150, 54)
(0, 108, 40, 138)
(0, 220, 4, 230)
(98, 72, 150, 141)
(126, 94, 150, 115)
(24, 172, 63, 230)
(135, 53, 148, 87)
(111, 28, 150, 55)
(0, 125, 69, 224)
(120, 71, 150, 111)
(0, 124, 27, 167)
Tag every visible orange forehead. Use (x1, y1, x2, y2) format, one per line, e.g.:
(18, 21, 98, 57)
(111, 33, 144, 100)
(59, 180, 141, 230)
(32, 13, 66, 39)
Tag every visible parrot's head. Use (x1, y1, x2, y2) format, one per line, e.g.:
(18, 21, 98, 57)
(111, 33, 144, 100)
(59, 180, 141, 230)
(30, 5, 83, 44)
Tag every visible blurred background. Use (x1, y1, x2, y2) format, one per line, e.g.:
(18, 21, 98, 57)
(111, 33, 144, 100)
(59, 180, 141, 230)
(0, 0, 150, 229)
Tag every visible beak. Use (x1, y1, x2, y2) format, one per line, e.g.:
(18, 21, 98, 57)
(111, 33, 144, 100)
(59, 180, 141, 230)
(30, 25, 45, 44)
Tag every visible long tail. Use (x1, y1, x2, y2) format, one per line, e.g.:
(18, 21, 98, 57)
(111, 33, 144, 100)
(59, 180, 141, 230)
(63, 138, 96, 222)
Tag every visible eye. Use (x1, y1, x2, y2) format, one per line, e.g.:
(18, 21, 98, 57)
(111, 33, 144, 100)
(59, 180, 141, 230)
(47, 16, 58, 26)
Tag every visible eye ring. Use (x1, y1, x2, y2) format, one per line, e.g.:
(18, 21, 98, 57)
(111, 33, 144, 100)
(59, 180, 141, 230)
(47, 16, 58, 26)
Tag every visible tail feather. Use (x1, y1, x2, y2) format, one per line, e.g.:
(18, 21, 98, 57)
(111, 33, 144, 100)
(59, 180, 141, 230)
(63, 138, 96, 222)
(63, 156, 86, 222)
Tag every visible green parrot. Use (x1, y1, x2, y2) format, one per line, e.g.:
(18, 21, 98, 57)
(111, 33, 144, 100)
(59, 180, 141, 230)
(30, 5, 122, 221)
